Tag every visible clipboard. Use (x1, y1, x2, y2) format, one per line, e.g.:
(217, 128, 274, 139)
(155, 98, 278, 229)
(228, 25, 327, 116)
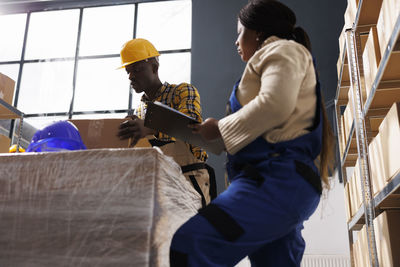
(144, 101, 225, 155)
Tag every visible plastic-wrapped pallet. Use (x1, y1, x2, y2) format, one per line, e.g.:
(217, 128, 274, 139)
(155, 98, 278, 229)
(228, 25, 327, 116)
(0, 148, 201, 267)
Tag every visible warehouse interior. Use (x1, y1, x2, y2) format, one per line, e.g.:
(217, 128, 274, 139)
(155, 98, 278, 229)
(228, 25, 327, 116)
(0, 0, 399, 266)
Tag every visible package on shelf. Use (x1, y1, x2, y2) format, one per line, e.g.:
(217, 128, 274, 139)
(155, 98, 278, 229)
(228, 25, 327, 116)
(352, 234, 360, 267)
(353, 224, 368, 267)
(368, 133, 387, 196)
(339, 114, 347, 158)
(0, 134, 11, 153)
(348, 160, 361, 217)
(377, 0, 400, 56)
(0, 148, 201, 266)
(373, 210, 400, 267)
(360, 225, 370, 267)
(362, 26, 382, 100)
(349, 172, 356, 217)
(0, 72, 16, 119)
(340, 62, 350, 85)
(344, 0, 358, 29)
(69, 118, 151, 149)
(347, 87, 355, 121)
(351, 159, 363, 216)
(344, 182, 352, 222)
(357, 225, 369, 267)
(343, 102, 353, 145)
(378, 102, 400, 182)
(337, 26, 347, 80)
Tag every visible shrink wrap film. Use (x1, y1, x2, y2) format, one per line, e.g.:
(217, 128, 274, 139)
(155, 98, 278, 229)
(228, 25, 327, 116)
(0, 148, 201, 266)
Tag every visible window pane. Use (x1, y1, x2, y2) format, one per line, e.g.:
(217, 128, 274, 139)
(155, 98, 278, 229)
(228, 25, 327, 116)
(131, 91, 143, 111)
(137, 0, 191, 51)
(158, 52, 191, 84)
(0, 64, 20, 83)
(0, 13, 26, 61)
(80, 5, 135, 56)
(18, 61, 74, 114)
(72, 113, 126, 119)
(25, 116, 68, 131)
(74, 57, 130, 112)
(25, 10, 79, 59)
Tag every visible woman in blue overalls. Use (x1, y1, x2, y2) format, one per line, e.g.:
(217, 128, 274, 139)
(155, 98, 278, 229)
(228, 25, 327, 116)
(170, 1, 335, 266)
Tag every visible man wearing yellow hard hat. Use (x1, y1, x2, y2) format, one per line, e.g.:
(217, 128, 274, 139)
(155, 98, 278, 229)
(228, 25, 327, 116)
(117, 38, 215, 207)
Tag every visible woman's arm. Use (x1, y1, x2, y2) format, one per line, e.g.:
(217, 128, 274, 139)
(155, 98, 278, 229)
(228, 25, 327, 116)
(219, 41, 311, 154)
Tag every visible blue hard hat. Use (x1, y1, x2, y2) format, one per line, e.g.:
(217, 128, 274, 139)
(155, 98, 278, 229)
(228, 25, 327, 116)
(27, 121, 87, 152)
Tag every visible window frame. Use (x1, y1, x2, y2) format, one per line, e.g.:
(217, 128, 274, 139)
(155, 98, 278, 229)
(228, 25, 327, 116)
(0, 0, 191, 127)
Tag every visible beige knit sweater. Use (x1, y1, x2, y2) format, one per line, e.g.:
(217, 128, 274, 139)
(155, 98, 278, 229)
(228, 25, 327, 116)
(219, 36, 317, 155)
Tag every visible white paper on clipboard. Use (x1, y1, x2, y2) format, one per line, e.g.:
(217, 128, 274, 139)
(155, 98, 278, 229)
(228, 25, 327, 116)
(144, 101, 225, 155)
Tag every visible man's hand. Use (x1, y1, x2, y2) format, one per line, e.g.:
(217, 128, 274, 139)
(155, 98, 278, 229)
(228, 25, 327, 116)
(118, 115, 155, 147)
(189, 118, 221, 141)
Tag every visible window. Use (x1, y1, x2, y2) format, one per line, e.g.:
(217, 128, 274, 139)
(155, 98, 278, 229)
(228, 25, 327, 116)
(136, 1, 191, 51)
(0, 13, 26, 61)
(25, 10, 79, 60)
(0, 0, 192, 131)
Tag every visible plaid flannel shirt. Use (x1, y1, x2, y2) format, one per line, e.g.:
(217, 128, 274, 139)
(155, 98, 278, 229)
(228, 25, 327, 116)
(136, 82, 208, 162)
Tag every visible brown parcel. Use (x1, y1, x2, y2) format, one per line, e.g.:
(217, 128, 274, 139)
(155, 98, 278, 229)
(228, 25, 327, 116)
(0, 134, 11, 153)
(69, 118, 151, 149)
(0, 72, 17, 119)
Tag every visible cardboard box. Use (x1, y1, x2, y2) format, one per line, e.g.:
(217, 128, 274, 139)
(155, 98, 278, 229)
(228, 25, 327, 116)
(347, 88, 355, 121)
(353, 238, 360, 267)
(353, 159, 363, 213)
(377, 0, 400, 56)
(388, 0, 400, 29)
(0, 134, 11, 153)
(368, 134, 386, 196)
(343, 104, 353, 144)
(338, 115, 346, 158)
(344, 182, 352, 222)
(374, 210, 400, 267)
(0, 72, 16, 119)
(378, 102, 400, 182)
(359, 225, 369, 267)
(0, 148, 201, 266)
(337, 26, 348, 81)
(353, 225, 368, 267)
(349, 160, 362, 217)
(344, 0, 358, 29)
(69, 119, 151, 149)
(362, 26, 381, 100)
(349, 174, 355, 217)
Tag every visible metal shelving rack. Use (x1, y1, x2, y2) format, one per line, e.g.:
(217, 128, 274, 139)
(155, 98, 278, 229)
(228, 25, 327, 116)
(335, 0, 400, 266)
(0, 98, 24, 152)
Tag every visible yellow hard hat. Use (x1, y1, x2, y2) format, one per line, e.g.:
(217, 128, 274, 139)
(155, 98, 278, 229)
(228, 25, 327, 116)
(118, 38, 160, 69)
(9, 144, 25, 153)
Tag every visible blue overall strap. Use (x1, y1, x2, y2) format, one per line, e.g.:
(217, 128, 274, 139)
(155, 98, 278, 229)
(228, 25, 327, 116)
(226, 64, 324, 194)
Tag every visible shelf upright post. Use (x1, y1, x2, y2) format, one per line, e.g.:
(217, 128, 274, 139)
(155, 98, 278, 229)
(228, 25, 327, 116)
(345, 28, 378, 267)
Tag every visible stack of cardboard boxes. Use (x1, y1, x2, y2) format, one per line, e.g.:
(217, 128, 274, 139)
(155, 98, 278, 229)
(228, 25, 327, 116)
(337, 0, 400, 266)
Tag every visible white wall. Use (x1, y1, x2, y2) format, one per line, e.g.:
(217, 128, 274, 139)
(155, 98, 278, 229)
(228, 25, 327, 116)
(302, 173, 350, 256)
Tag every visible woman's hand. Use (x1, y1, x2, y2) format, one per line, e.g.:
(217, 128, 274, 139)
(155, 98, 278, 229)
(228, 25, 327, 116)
(118, 115, 155, 146)
(189, 118, 221, 141)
